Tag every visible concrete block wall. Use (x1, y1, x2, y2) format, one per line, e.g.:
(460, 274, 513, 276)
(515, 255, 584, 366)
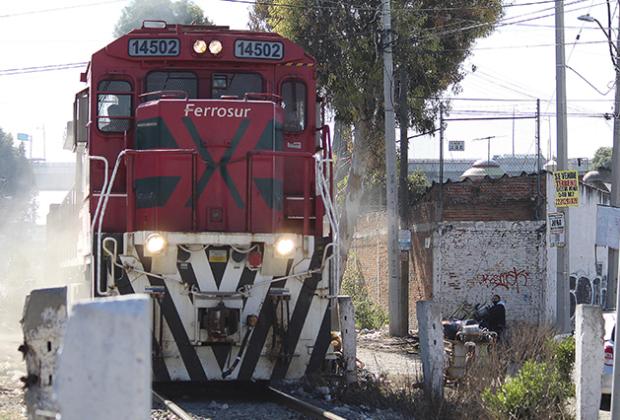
(434, 221, 546, 323)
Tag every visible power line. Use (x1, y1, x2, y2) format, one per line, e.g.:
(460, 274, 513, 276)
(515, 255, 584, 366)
(421, 0, 602, 40)
(453, 39, 610, 51)
(440, 97, 615, 102)
(0, 0, 126, 18)
(217, 0, 576, 13)
(0, 62, 88, 76)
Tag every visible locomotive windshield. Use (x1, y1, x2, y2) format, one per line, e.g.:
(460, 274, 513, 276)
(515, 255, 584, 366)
(97, 80, 132, 132)
(211, 73, 262, 99)
(145, 71, 198, 98)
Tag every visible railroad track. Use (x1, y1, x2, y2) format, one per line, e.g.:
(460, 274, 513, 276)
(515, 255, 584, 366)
(152, 386, 346, 420)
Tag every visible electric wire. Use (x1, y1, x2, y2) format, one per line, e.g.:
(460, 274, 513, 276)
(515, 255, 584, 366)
(0, 0, 126, 18)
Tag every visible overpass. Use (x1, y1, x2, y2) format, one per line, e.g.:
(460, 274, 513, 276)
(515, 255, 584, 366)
(31, 161, 75, 191)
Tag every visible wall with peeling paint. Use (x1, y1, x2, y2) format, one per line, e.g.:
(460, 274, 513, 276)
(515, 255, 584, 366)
(545, 173, 610, 323)
(433, 220, 546, 323)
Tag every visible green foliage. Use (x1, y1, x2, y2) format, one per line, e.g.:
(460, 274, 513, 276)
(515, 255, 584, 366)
(592, 146, 612, 171)
(482, 360, 573, 420)
(251, 0, 502, 176)
(341, 253, 388, 330)
(407, 170, 429, 205)
(114, 0, 212, 37)
(549, 336, 576, 383)
(0, 128, 36, 224)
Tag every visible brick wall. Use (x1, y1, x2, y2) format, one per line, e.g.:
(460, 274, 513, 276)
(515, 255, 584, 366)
(415, 174, 546, 223)
(351, 212, 433, 330)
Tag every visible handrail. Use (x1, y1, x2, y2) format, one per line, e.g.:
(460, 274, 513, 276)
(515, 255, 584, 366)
(244, 92, 283, 104)
(89, 156, 109, 234)
(246, 151, 315, 235)
(139, 90, 188, 100)
(314, 124, 339, 298)
(89, 156, 109, 298)
(95, 150, 127, 296)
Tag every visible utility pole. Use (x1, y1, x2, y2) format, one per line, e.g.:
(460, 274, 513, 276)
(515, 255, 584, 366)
(382, 0, 404, 337)
(608, 5, 620, 416)
(536, 99, 542, 220)
(608, 19, 620, 313)
(398, 67, 410, 334)
(512, 107, 516, 157)
(438, 104, 444, 220)
(555, 0, 570, 333)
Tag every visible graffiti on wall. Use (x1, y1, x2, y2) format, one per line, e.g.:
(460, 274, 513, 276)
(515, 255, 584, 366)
(469, 267, 530, 293)
(569, 275, 606, 318)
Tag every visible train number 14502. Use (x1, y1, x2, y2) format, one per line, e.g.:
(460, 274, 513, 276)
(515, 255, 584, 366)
(234, 40, 284, 60)
(128, 38, 180, 57)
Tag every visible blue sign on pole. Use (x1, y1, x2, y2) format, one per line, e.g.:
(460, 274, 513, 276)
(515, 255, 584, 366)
(17, 133, 31, 141)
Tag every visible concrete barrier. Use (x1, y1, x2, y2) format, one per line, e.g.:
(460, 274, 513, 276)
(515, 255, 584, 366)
(55, 295, 151, 420)
(575, 304, 604, 420)
(20, 286, 71, 419)
(416, 300, 444, 401)
(338, 296, 357, 384)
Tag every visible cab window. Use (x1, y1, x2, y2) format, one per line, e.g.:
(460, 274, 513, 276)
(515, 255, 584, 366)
(97, 80, 132, 133)
(212, 73, 262, 99)
(145, 71, 198, 98)
(281, 80, 306, 132)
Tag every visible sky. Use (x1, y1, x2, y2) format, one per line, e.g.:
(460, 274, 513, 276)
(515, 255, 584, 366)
(0, 1, 618, 167)
(420, 0, 620, 163)
(0, 0, 252, 162)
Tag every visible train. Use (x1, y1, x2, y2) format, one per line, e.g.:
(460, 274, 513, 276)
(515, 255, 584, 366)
(21, 21, 340, 394)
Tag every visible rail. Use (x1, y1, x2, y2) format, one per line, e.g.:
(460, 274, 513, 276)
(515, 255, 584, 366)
(153, 388, 345, 420)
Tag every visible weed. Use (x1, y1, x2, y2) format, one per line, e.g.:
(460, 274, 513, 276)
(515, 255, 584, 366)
(482, 360, 573, 419)
(340, 252, 388, 330)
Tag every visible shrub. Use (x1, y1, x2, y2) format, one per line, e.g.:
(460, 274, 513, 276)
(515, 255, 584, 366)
(340, 252, 388, 330)
(482, 360, 573, 419)
(550, 336, 576, 383)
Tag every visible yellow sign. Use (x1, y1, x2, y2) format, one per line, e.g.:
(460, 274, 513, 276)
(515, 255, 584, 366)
(554, 170, 579, 207)
(208, 249, 228, 263)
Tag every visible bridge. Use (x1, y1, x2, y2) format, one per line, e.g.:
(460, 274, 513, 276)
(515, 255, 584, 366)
(31, 161, 75, 191)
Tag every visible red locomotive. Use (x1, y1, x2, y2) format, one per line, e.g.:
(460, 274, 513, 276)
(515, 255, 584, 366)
(40, 21, 339, 383)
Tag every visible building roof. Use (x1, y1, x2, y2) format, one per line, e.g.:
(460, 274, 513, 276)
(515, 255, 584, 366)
(460, 159, 505, 180)
(409, 154, 590, 183)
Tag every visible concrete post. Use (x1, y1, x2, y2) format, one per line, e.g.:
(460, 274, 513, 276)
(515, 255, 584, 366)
(416, 300, 444, 401)
(575, 304, 604, 420)
(55, 295, 151, 420)
(338, 296, 357, 384)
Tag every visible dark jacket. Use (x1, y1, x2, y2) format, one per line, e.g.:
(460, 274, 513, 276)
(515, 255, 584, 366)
(486, 301, 506, 335)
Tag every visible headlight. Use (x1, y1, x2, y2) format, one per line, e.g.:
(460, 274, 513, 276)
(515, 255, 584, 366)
(193, 39, 207, 54)
(209, 39, 223, 55)
(145, 233, 167, 255)
(274, 237, 295, 257)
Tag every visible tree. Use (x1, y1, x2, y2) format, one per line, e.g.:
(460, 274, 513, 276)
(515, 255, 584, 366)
(114, 0, 212, 37)
(0, 128, 36, 225)
(407, 170, 429, 206)
(250, 0, 502, 270)
(592, 146, 612, 170)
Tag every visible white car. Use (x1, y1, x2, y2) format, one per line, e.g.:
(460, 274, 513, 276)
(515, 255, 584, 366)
(602, 311, 616, 398)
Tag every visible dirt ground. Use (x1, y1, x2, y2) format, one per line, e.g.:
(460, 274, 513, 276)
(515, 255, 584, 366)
(355, 328, 422, 379)
(0, 333, 26, 420)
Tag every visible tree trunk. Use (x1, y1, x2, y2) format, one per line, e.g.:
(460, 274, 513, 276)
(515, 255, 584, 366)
(337, 118, 374, 282)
